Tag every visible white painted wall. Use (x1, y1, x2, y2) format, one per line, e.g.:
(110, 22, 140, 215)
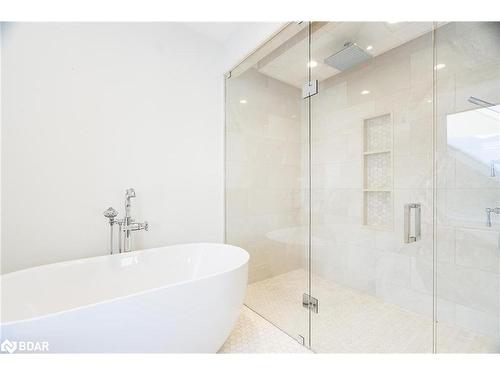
(182, 22, 285, 72)
(0, 22, 281, 274)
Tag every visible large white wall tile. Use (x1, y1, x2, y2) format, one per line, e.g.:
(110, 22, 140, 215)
(376, 252, 411, 288)
(455, 304, 499, 339)
(226, 68, 304, 283)
(456, 229, 499, 273)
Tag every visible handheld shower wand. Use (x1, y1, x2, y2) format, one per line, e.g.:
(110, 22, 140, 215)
(103, 207, 118, 254)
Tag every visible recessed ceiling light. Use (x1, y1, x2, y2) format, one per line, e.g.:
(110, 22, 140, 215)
(387, 21, 399, 24)
(361, 90, 370, 95)
(307, 60, 318, 68)
(434, 63, 446, 70)
(366, 45, 373, 51)
(239, 99, 247, 104)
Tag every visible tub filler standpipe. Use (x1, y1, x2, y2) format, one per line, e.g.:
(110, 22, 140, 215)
(103, 188, 149, 254)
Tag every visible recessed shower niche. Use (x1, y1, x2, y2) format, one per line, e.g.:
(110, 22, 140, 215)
(363, 113, 393, 229)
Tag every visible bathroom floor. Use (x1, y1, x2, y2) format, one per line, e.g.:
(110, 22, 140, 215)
(243, 269, 499, 353)
(219, 306, 311, 353)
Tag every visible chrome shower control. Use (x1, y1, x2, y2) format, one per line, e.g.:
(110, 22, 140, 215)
(485, 207, 500, 227)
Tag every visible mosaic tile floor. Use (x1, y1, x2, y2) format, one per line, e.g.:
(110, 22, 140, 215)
(219, 306, 312, 353)
(244, 269, 500, 353)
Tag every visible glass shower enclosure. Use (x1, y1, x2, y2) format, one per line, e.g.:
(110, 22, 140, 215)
(225, 22, 500, 353)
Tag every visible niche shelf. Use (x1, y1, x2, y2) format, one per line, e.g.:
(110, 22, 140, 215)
(362, 113, 393, 230)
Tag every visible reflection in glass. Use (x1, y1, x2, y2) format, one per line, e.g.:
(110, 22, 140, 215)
(447, 103, 500, 177)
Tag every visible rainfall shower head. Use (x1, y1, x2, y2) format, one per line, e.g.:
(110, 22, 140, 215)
(324, 42, 372, 71)
(468, 96, 499, 113)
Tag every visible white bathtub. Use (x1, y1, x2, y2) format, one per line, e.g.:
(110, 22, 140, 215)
(0, 243, 249, 353)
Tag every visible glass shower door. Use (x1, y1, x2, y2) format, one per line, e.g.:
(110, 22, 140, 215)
(225, 21, 500, 353)
(309, 22, 436, 352)
(225, 22, 312, 345)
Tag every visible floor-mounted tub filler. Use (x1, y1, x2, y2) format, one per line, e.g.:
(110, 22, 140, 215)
(0, 243, 249, 353)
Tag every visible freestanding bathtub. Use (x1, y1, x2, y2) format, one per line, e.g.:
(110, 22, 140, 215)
(0, 243, 249, 353)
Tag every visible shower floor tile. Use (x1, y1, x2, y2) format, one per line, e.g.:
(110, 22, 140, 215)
(219, 306, 312, 353)
(244, 269, 499, 353)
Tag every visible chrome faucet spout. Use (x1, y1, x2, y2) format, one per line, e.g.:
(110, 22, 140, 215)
(125, 188, 136, 199)
(125, 188, 136, 217)
(104, 188, 148, 254)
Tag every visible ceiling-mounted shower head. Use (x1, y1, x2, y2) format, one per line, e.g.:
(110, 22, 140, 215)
(468, 96, 500, 113)
(324, 42, 372, 71)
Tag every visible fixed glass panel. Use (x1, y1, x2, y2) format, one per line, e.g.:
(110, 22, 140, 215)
(435, 22, 500, 353)
(309, 22, 435, 352)
(225, 23, 311, 344)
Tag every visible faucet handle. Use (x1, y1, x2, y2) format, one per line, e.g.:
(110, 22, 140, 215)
(144, 221, 149, 231)
(103, 207, 118, 219)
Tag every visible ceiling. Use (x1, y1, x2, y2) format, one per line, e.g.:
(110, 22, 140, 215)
(181, 22, 285, 71)
(255, 22, 435, 88)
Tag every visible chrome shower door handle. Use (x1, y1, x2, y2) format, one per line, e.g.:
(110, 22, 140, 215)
(404, 203, 421, 243)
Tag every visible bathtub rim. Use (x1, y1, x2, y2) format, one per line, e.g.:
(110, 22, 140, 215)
(0, 242, 249, 326)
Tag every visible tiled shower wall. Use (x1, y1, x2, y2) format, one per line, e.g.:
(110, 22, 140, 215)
(308, 22, 500, 342)
(308, 27, 435, 325)
(226, 68, 305, 283)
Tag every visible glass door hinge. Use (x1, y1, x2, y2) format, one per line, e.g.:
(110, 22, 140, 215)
(302, 293, 319, 313)
(302, 80, 318, 99)
(297, 335, 305, 345)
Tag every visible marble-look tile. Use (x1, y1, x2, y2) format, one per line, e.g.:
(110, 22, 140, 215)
(345, 244, 378, 293)
(455, 228, 500, 273)
(226, 67, 304, 286)
(454, 157, 500, 189)
(244, 269, 498, 353)
(219, 306, 311, 354)
(376, 252, 412, 288)
(436, 226, 456, 263)
(455, 304, 500, 339)
(437, 188, 500, 229)
(376, 278, 434, 317)
(409, 256, 433, 295)
(393, 153, 433, 189)
(245, 270, 310, 344)
(435, 152, 456, 189)
(438, 262, 499, 314)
